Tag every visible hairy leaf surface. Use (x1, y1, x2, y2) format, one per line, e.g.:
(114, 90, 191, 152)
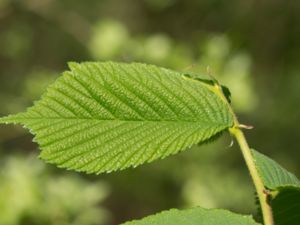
(252, 149, 300, 225)
(121, 207, 261, 225)
(0, 62, 234, 174)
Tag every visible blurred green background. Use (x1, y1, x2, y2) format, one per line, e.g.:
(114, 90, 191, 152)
(0, 0, 299, 225)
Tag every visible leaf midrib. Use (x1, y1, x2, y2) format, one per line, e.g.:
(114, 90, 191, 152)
(10, 116, 231, 126)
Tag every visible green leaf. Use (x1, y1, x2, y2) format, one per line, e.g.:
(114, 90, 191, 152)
(271, 188, 300, 225)
(252, 149, 300, 189)
(0, 62, 234, 174)
(183, 72, 231, 103)
(251, 149, 300, 225)
(121, 207, 261, 225)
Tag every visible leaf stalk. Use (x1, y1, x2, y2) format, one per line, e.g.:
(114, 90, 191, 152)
(230, 126, 274, 225)
(214, 82, 274, 225)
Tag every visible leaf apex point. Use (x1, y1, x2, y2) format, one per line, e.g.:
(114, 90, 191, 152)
(67, 61, 80, 70)
(0, 115, 18, 124)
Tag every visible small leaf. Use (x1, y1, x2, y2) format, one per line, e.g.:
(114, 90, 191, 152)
(252, 149, 300, 189)
(121, 207, 261, 225)
(251, 149, 300, 225)
(0, 62, 234, 174)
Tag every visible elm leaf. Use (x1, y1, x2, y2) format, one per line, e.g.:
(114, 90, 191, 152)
(121, 207, 261, 225)
(252, 149, 300, 225)
(0, 62, 234, 174)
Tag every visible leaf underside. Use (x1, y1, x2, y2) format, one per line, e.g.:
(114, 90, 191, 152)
(0, 62, 233, 174)
(121, 207, 261, 225)
(252, 149, 300, 225)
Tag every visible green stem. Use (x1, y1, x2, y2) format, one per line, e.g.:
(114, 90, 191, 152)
(213, 83, 274, 225)
(230, 126, 274, 225)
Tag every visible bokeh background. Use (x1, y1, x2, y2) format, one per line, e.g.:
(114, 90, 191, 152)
(0, 0, 299, 225)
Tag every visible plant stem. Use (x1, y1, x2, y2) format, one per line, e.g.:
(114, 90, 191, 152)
(213, 83, 274, 225)
(230, 126, 274, 225)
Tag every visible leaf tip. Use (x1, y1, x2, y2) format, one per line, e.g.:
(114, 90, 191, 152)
(0, 115, 19, 125)
(67, 61, 80, 71)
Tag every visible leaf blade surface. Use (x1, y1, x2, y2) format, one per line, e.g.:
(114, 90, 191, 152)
(251, 149, 300, 225)
(0, 62, 234, 174)
(121, 207, 261, 225)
